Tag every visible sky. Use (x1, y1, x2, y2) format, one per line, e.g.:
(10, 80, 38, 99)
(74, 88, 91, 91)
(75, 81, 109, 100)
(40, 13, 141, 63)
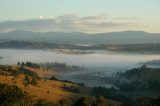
(0, 0, 160, 33)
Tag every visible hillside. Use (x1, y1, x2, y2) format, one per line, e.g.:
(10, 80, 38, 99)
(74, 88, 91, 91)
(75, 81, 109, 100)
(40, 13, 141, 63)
(0, 31, 160, 44)
(0, 64, 123, 106)
(114, 65, 160, 99)
(1, 64, 160, 105)
(1, 41, 160, 54)
(117, 65, 160, 82)
(0, 65, 90, 101)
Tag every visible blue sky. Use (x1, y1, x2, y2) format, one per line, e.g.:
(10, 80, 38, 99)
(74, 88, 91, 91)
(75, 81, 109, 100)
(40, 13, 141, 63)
(0, 0, 160, 33)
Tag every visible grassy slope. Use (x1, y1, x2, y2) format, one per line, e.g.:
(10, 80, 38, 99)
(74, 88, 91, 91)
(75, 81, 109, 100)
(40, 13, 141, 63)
(0, 65, 123, 106)
(24, 67, 57, 78)
(0, 66, 91, 103)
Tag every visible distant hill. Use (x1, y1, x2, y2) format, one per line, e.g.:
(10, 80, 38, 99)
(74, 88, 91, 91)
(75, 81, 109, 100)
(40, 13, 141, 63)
(0, 31, 160, 44)
(1, 40, 160, 54)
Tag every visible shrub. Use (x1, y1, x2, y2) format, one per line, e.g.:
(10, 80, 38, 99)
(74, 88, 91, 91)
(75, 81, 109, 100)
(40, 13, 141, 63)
(74, 96, 91, 106)
(35, 100, 55, 106)
(31, 77, 38, 85)
(0, 83, 33, 106)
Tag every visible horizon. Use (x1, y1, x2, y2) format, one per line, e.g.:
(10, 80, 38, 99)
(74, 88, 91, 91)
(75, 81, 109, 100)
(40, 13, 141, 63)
(0, 29, 158, 34)
(0, 0, 160, 33)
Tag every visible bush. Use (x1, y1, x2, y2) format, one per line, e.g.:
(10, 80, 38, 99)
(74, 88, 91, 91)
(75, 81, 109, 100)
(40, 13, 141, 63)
(59, 99, 71, 106)
(31, 77, 38, 85)
(74, 96, 91, 106)
(0, 83, 33, 106)
(35, 100, 55, 106)
(49, 76, 58, 81)
(20, 66, 38, 78)
(96, 96, 108, 106)
(93, 86, 131, 102)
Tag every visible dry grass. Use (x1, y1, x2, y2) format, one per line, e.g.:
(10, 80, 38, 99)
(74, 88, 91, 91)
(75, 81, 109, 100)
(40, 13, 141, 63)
(0, 73, 89, 103)
(0, 66, 122, 105)
(25, 66, 57, 78)
(0, 74, 74, 102)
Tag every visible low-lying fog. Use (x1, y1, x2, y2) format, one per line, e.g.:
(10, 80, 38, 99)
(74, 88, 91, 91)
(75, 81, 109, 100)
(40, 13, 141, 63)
(0, 49, 160, 87)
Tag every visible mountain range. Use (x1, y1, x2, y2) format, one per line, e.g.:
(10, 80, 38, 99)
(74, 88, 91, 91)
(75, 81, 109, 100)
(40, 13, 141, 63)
(0, 30, 160, 44)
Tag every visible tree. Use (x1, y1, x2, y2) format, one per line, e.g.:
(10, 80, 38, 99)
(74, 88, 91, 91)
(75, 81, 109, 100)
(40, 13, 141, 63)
(0, 84, 33, 106)
(49, 76, 58, 81)
(35, 100, 54, 106)
(24, 75, 30, 82)
(21, 62, 25, 66)
(31, 77, 38, 85)
(17, 62, 21, 65)
(59, 99, 71, 106)
(74, 96, 91, 106)
(24, 75, 30, 87)
(97, 96, 108, 106)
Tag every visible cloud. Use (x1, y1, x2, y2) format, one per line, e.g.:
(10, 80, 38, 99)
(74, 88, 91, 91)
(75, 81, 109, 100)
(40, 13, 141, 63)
(38, 16, 44, 20)
(80, 14, 107, 21)
(113, 17, 138, 21)
(0, 14, 142, 33)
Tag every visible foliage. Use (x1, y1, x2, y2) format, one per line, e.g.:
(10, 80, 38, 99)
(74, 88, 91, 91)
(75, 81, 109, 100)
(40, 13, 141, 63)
(62, 84, 80, 93)
(0, 65, 20, 76)
(35, 100, 55, 106)
(49, 76, 59, 81)
(96, 96, 108, 106)
(18, 62, 40, 68)
(73, 96, 109, 106)
(59, 99, 71, 106)
(74, 96, 91, 106)
(116, 65, 160, 92)
(93, 86, 131, 103)
(31, 77, 38, 85)
(43, 62, 83, 72)
(0, 83, 33, 106)
(137, 97, 160, 106)
(24, 74, 30, 82)
(20, 66, 39, 78)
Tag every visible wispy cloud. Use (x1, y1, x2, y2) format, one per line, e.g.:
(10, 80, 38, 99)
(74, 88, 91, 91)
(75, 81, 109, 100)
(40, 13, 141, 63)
(113, 17, 137, 21)
(0, 14, 142, 33)
(79, 14, 107, 21)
